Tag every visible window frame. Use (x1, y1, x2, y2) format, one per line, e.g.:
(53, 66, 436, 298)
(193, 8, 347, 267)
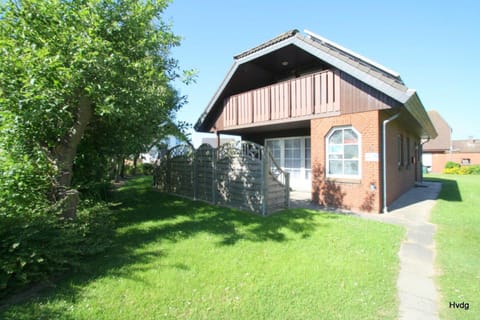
(406, 136, 411, 168)
(265, 136, 312, 183)
(325, 126, 362, 179)
(397, 134, 404, 168)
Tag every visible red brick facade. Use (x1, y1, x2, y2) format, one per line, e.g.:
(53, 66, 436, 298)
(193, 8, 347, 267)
(430, 153, 480, 173)
(311, 110, 421, 213)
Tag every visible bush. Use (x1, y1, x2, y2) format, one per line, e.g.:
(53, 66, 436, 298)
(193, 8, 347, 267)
(443, 164, 480, 175)
(0, 201, 115, 298)
(78, 181, 113, 202)
(444, 161, 461, 169)
(140, 163, 154, 175)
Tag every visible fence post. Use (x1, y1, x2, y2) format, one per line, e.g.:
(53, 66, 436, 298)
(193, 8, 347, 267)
(192, 148, 197, 200)
(212, 147, 217, 204)
(166, 149, 171, 193)
(261, 148, 268, 216)
(285, 172, 290, 208)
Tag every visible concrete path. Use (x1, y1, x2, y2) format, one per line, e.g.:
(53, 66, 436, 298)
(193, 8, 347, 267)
(356, 182, 442, 320)
(291, 182, 442, 319)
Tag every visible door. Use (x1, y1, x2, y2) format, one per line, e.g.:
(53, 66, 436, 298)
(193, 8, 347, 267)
(266, 137, 311, 191)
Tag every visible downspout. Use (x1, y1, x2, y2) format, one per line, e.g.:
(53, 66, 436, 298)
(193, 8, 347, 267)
(419, 137, 430, 183)
(382, 113, 400, 213)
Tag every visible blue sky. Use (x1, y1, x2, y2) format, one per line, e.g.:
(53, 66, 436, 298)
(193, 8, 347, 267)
(164, 0, 479, 141)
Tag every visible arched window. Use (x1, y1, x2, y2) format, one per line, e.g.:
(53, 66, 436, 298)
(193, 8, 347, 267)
(326, 126, 361, 178)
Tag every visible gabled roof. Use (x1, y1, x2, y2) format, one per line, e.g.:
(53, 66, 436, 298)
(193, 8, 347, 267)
(423, 110, 452, 152)
(452, 139, 480, 153)
(195, 29, 437, 139)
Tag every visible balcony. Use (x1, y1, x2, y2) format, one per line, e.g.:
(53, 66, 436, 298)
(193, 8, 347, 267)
(222, 69, 341, 129)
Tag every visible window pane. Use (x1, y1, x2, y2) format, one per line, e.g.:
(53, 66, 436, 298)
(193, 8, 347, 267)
(328, 154, 342, 160)
(326, 127, 361, 177)
(329, 130, 343, 144)
(285, 138, 301, 149)
(344, 145, 358, 159)
(305, 138, 311, 168)
(344, 160, 359, 175)
(266, 140, 281, 162)
(328, 160, 343, 175)
(305, 138, 311, 148)
(344, 129, 358, 144)
(285, 139, 301, 167)
(328, 145, 343, 154)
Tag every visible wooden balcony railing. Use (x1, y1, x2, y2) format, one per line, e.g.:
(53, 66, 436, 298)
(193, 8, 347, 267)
(223, 69, 340, 128)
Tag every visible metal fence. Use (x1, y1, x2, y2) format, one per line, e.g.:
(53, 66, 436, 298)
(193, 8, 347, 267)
(155, 141, 289, 215)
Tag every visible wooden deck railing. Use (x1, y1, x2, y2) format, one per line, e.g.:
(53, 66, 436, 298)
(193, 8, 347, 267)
(223, 69, 340, 128)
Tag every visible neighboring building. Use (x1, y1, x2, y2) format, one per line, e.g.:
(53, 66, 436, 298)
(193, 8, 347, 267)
(140, 135, 183, 163)
(423, 110, 480, 172)
(422, 110, 452, 172)
(195, 30, 437, 213)
(201, 136, 238, 148)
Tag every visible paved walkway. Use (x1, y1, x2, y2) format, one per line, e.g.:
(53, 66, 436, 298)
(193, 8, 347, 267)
(357, 182, 442, 320)
(291, 182, 442, 319)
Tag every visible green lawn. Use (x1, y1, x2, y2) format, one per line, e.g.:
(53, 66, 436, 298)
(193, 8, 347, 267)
(427, 174, 480, 320)
(0, 176, 404, 320)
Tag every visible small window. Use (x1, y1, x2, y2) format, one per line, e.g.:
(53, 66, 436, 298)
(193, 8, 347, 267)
(397, 134, 404, 168)
(461, 158, 471, 165)
(406, 137, 411, 168)
(326, 127, 361, 178)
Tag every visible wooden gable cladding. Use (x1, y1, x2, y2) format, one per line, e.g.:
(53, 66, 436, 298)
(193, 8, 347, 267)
(339, 71, 400, 113)
(216, 68, 397, 132)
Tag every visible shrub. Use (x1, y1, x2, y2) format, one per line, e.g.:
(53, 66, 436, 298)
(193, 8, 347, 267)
(464, 164, 480, 175)
(443, 164, 480, 175)
(78, 181, 113, 202)
(123, 163, 134, 176)
(444, 161, 460, 169)
(443, 167, 458, 174)
(0, 201, 115, 298)
(141, 163, 154, 175)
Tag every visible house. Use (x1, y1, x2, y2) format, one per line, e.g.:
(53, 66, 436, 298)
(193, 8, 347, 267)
(200, 136, 238, 148)
(195, 30, 437, 213)
(423, 110, 480, 172)
(423, 110, 452, 172)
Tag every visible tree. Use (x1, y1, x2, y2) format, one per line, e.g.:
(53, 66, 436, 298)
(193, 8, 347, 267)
(0, 0, 186, 218)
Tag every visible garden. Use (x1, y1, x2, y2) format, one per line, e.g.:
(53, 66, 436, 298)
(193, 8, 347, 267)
(0, 177, 404, 320)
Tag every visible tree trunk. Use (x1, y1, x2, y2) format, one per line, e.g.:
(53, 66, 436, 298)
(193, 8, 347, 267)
(53, 95, 93, 219)
(132, 154, 139, 176)
(114, 156, 123, 183)
(120, 157, 126, 179)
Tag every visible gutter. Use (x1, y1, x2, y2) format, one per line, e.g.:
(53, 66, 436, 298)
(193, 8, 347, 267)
(382, 113, 400, 213)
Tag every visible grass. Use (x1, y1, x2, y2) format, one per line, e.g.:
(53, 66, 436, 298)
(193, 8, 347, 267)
(426, 174, 480, 319)
(0, 176, 404, 319)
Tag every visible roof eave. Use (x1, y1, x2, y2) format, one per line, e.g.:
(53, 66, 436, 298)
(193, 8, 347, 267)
(403, 90, 438, 139)
(195, 36, 301, 132)
(195, 32, 435, 138)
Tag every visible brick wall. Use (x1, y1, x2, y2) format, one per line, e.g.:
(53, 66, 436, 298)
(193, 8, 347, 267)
(311, 110, 382, 213)
(431, 153, 480, 173)
(311, 110, 420, 213)
(383, 115, 418, 206)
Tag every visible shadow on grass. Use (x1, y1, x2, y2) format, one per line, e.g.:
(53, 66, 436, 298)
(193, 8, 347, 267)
(424, 176, 462, 202)
(0, 176, 332, 319)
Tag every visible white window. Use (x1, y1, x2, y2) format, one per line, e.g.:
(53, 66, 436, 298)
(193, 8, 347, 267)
(265, 137, 311, 190)
(326, 127, 361, 178)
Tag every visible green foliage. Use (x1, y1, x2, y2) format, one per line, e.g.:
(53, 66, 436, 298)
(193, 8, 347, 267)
(1, 177, 403, 319)
(1, 0, 187, 297)
(0, 0, 186, 190)
(140, 162, 154, 175)
(444, 161, 461, 169)
(0, 201, 115, 298)
(443, 164, 480, 175)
